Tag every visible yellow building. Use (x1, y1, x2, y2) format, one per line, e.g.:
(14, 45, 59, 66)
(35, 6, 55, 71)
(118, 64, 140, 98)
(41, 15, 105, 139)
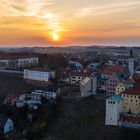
(116, 79, 134, 95)
(116, 83, 126, 95)
(121, 82, 140, 114)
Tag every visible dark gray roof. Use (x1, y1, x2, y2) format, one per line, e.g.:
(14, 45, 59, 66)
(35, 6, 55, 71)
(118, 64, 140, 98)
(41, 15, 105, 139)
(115, 72, 129, 81)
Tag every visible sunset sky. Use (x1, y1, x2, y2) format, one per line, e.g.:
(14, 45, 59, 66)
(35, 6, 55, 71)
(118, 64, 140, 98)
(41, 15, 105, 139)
(0, 0, 140, 47)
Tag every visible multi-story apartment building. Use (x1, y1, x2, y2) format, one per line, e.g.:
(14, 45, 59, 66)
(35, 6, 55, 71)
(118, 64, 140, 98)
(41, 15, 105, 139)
(0, 55, 38, 70)
(24, 67, 55, 82)
(106, 72, 129, 96)
(60, 69, 90, 85)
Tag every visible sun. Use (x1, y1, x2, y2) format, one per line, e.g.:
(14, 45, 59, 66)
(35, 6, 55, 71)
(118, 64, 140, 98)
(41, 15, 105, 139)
(52, 33, 59, 41)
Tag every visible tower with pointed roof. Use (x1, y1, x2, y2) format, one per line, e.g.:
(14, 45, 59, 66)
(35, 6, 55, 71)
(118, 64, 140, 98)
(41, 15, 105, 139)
(128, 49, 134, 79)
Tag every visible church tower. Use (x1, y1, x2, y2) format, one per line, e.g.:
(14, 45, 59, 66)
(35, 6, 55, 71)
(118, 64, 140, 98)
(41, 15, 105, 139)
(128, 50, 134, 79)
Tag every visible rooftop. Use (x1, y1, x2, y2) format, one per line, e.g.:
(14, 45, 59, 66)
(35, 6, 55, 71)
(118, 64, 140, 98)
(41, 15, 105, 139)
(80, 77, 91, 86)
(0, 54, 38, 60)
(122, 81, 140, 95)
(104, 65, 128, 75)
(107, 95, 123, 102)
(28, 67, 53, 72)
(122, 79, 135, 84)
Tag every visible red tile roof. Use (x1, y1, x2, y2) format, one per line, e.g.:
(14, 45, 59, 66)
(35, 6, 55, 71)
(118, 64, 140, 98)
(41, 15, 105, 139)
(104, 65, 128, 75)
(61, 69, 90, 78)
(133, 74, 140, 81)
(71, 70, 89, 77)
(122, 81, 140, 95)
(122, 79, 135, 84)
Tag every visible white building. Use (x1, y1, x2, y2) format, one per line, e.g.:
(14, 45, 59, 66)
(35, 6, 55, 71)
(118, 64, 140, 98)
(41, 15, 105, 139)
(23, 67, 55, 82)
(31, 88, 61, 100)
(105, 95, 122, 126)
(80, 76, 97, 97)
(43, 88, 61, 99)
(80, 77, 92, 97)
(0, 55, 38, 70)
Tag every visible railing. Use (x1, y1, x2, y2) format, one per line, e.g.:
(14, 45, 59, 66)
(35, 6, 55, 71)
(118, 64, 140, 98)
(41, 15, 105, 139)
(0, 69, 23, 74)
(119, 121, 140, 129)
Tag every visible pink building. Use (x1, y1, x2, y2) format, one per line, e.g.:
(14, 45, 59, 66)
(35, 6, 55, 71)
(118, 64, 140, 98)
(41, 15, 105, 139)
(106, 72, 129, 96)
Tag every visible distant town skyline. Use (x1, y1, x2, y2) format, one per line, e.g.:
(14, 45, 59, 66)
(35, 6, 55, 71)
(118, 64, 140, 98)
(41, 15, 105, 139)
(0, 0, 140, 47)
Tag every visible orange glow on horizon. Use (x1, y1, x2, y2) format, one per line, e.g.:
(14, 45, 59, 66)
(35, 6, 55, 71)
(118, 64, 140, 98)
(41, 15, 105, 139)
(0, 0, 140, 47)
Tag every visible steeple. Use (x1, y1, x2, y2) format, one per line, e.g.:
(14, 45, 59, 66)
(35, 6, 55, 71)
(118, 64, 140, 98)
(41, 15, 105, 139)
(128, 49, 134, 79)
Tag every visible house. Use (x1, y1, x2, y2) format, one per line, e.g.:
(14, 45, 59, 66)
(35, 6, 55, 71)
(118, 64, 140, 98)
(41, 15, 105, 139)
(4, 92, 21, 105)
(16, 94, 41, 110)
(80, 76, 97, 97)
(70, 70, 89, 85)
(31, 88, 61, 100)
(60, 69, 90, 85)
(0, 54, 38, 70)
(0, 114, 14, 133)
(60, 71, 71, 85)
(43, 88, 61, 99)
(68, 60, 83, 70)
(88, 62, 101, 69)
(31, 90, 44, 101)
(23, 67, 55, 82)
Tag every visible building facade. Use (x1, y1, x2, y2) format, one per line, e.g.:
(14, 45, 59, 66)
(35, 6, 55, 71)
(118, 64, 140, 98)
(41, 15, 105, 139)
(105, 95, 122, 126)
(24, 67, 55, 82)
(106, 80, 140, 129)
(0, 55, 38, 70)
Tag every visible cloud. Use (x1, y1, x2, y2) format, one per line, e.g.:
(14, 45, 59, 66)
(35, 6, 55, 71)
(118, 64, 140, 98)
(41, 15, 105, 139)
(77, 1, 140, 17)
